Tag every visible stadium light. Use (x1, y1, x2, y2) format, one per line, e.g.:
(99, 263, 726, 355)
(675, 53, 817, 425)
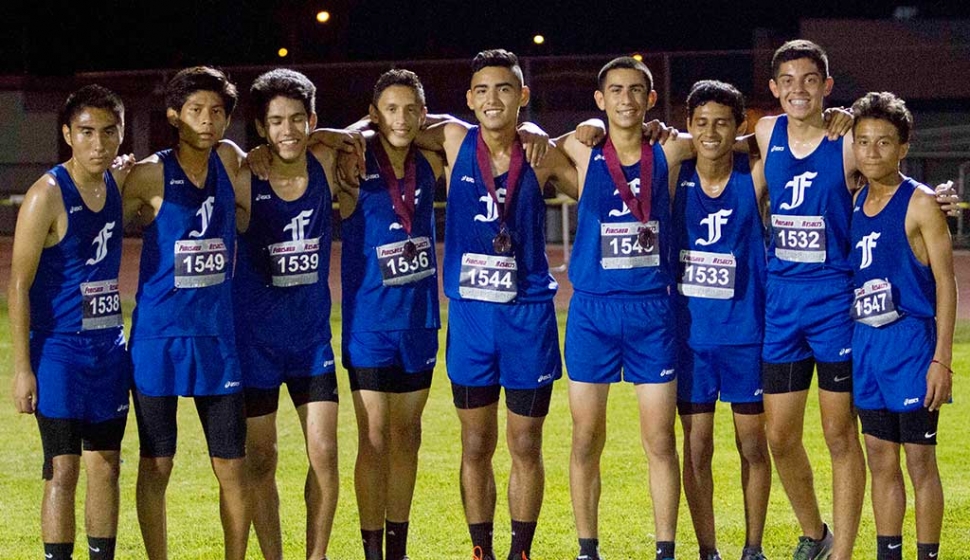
(632, 53, 643, 62)
(278, 47, 289, 58)
(533, 34, 545, 45)
(316, 10, 331, 23)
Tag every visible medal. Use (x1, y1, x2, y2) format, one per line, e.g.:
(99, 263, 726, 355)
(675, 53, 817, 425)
(476, 129, 525, 256)
(637, 227, 655, 251)
(493, 229, 512, 255)
(403, 238, 418, 260)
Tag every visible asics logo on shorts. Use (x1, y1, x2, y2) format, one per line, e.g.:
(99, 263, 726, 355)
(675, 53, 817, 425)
(86, 221, 116, 265)
(608, 178, 640, 217)
(224, 381, 241, 389)
(696, 209, 733, 246)
(856, 231, 881, 269)
(537, 373, 554, 383)
(904, 397, 920, 406)
(779, 171, 817, 210)
(660, 368, 675, 377)
(189, 196, 215, 238)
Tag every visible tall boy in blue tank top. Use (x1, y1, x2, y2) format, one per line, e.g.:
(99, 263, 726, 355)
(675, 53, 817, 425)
(671, 81, 772, 560)
(340, 70, 444, 560)
(753, 40, 867, 560)
(122, 67, 252, 560)
(10, 86, 129, 560)
(551, 57, 687, 560)
(233, 68, 346, 560)
(848, 92, 954, 560)
(417, 49, 578, 560)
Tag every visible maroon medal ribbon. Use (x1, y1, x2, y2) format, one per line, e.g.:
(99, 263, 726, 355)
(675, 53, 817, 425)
(372, 138, 419, 258)
(476, 129, 525, 254)
(372, 137, 418, 235)
(603, 135, 656, 250)
(602, 135, 653, 223)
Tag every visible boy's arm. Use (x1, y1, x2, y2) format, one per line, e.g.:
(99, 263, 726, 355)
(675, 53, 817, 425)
(9, 177, 60, 414)
(913, 193, 956, 411)
(121, 157, 163, 227)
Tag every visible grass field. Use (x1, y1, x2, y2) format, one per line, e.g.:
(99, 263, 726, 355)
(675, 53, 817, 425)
(0, 305, 968, 559)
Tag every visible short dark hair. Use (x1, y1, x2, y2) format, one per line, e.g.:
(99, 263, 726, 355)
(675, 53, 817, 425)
(686, 80, 746, 125)
(597, 57, 654, 92)
(372, 68, 426, 107)
(851, 91, 914, 144)
(60, 84, 124, 128)
(470, 49, 524, 87)
(250, 68, 316, 123)
(771, 39, 829, 78)
(165, 66, 238, 115)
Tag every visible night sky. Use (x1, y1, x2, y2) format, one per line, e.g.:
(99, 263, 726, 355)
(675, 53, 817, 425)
(3, 0, 970, 74)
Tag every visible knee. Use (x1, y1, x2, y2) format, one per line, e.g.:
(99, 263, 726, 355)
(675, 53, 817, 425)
(390, 421, 422, 457)
(765, 424, 800, 457)
(737, 433, 770, 467)
(461, 429, 497, 462)
(87, 456, 122, 486)
(246, 442, 278, 480)
(822, 421, 861, 458)
(307, 433, 338, 472)
(905, 451, 940, 486)
(48, 459, 81, 490)
(508, 430, 543, 465)
(139, 456, 174, 483)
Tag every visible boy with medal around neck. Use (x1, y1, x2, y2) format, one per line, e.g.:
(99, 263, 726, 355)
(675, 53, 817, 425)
(848, 92, 954, 560)
(121, 66, 252, 560)
(339, 69, 445, 560)
(232, 68, 349, 560)
(10, 85, 130, 560)
(416, 48, 578, 560)
(553, 56, 684, 560)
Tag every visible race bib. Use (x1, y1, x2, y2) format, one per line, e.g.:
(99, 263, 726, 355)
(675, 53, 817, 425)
(678, 250, 736, 300)
(851, 278, 900, 327)
(80, 279, 122, 330)
(600, 221, 660, 269)
(174, 238, 228, 288)
(772, 215, 826, 263)
(458, 252, 518, 303)
(268, 238, 320, 287)
(377, 237, 435, 286)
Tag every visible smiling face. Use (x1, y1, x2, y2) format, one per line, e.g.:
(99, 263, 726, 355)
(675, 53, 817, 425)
(167, 90, 229, 150)
(466, 66, 529, 132)
(62, 107, 123, 176)
(853, 117, 908, 185)
(595, 67, 657, 132)
(370, 84, 426, 150)
(256, 95, 316, 163)
(769, 58, 833, 121)
(687, 102, 738, 162)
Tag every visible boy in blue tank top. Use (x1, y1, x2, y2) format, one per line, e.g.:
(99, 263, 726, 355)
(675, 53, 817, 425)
(753, 40, 866, 560)
(671, 81, 772, 560)
(339, 70, 445, 560)
(849, 92, 955, 560)
(10, 85, 129, 560)
(551, 57, 688, 560)
(417, 49, 578, 560)
(122, 67, 252, 560)
(233, 68, 347, 560)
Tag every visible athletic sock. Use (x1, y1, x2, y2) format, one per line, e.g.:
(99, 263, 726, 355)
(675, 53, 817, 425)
(656, 541, 676, 560)
(361, 528, 384, 560)
(578, 537, 600, 559)
(508, 520, 537, 559)
(43, 542, 74, 560)
(699, 545, 720, 559)
(469, 522, 494, 559)
(86, 536, 116, 560)
(385, 520, 409, 560)
(917, 542, 940, 560)
(876, 535, 903, 560)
